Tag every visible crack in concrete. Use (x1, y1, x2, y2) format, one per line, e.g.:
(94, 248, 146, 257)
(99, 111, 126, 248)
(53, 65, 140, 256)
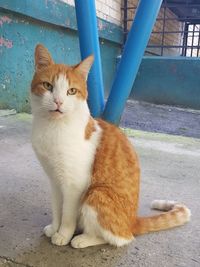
(0, 255, 34, 267)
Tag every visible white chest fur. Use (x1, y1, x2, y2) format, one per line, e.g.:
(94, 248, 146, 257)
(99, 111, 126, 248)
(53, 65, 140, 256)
(31, 115, 101, 191)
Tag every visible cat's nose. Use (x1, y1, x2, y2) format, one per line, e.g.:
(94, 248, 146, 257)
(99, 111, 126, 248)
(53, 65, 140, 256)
(54, 99, 63, 108)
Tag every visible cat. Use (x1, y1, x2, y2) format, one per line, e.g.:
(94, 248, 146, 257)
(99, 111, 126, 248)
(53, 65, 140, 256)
(31, 44, 191, 248)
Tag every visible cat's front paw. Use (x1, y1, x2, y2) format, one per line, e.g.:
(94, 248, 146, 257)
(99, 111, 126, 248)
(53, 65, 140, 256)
(51, 232, 69, 246)
(71, 234, 90, 248)
(43, 224, 57, 237)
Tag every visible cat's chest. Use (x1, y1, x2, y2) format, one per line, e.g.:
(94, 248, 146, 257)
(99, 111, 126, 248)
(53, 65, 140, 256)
(33, 124, 83, 154)
(31, 120, 98, 182)
(33, 128, 84, 156)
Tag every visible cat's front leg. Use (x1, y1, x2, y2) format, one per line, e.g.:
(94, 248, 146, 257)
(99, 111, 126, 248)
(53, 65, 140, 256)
(44, 181, 62, 237)
(51, 186, 80, 246)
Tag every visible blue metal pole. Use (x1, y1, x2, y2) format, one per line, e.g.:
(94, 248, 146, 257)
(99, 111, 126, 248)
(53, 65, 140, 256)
(102, 0, 162, 124)
(74, 0, 104, 117)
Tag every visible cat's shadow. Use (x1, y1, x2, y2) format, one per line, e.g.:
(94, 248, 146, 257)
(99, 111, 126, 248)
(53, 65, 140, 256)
(3, 200, 126, 265)
(17, 233, 130, 267)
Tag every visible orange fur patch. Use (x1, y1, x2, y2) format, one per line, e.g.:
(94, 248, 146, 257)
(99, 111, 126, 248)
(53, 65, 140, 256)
(84, 119, 140, 239)
(31, 64, 88, 99)
(31, 45, 190, 243)
(133, 204, 190, 235)
(31, 45, 89, 99)
(85, 117, 96, 140)
(83, 120, 190, 239)
(67, 69, 88, 100)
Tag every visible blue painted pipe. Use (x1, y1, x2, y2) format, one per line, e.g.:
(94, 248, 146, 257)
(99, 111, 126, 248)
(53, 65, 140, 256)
(102, 0, 162, 124)
(74, 0, 104, 117)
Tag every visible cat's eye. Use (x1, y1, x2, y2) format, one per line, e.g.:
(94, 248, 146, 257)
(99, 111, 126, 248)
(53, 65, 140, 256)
(67, 88, 77, 95)
(43, 82, 53, 92)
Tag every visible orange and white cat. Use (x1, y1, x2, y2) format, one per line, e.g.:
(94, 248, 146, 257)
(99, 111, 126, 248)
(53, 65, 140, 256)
(31, 44, 191, 248)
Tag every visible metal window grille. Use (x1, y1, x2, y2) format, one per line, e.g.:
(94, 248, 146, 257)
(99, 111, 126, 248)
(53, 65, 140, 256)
(122, 0, 200, 57)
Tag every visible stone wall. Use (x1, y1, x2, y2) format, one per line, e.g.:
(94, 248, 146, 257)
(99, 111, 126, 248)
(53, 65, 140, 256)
(62, 0, 122, 25)
(62, 0, 184, 56)
(125, 0, 184, 55)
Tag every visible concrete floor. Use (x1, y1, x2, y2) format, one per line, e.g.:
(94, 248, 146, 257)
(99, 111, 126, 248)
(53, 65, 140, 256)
(0, 113, 200, 267)
(121, 100, 200, 139)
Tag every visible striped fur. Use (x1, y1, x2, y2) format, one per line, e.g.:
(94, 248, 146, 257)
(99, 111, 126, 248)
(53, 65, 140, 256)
(133, 200, 191, 235)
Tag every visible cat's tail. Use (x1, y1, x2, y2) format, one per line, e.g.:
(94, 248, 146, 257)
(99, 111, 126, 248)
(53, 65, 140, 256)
(133, 200, 191, 235)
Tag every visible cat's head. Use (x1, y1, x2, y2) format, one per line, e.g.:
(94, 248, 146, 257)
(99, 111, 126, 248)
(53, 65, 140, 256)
(31, 44, 93, 119)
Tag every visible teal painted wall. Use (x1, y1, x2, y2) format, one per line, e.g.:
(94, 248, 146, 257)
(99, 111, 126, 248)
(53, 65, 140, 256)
(0, 0, 122, 112)
(1, 0, 200, 112)
(0, 11, 79, 112)
(132, 57, 200, 110)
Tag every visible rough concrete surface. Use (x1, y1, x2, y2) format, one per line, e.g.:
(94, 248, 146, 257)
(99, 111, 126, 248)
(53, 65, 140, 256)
(121, 100, 200, 139)
(0, 113, 200, 267)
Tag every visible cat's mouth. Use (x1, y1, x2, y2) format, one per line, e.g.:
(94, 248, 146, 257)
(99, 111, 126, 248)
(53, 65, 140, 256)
(50, 109, 63, 114)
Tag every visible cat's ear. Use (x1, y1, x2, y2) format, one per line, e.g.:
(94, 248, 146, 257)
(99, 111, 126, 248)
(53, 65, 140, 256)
(75, 55, 94, 80)
(34, 44, 54, 71)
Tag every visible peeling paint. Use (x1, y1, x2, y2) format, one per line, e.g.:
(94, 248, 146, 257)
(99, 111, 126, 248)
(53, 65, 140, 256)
(98, 20, 111, 32)
(0, 15, 12, 27)
(0, 37, 13, 48)
(2, 16, 11, 22)
(66, 18, 70, 27)
(4, 76, 11, 83)
(45, 0, 48, 7)
(0, 4, 120, 112)
(98, 20, 106, 31)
